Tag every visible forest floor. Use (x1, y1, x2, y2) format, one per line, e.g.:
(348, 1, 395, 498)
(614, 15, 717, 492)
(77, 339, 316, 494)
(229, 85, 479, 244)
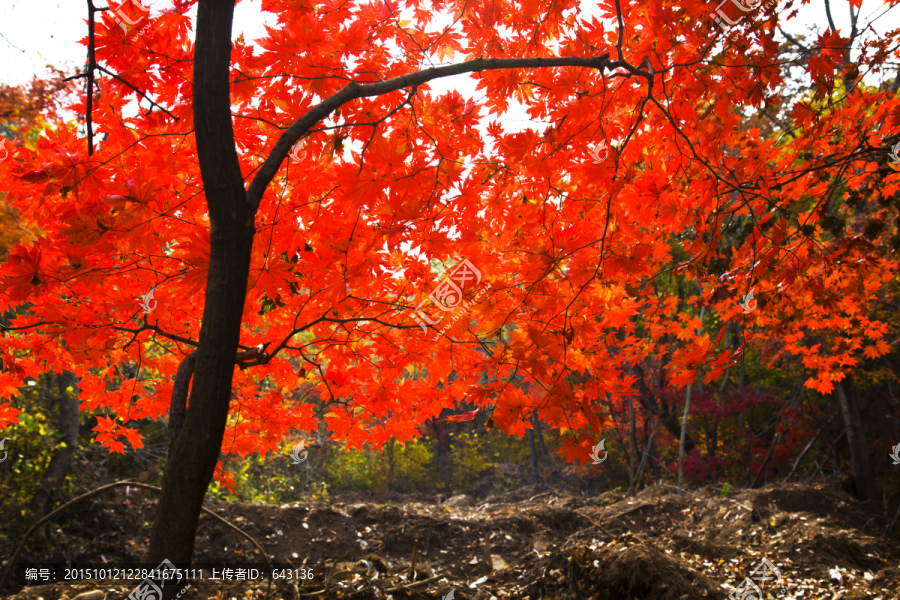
(1, 477, 899, 600)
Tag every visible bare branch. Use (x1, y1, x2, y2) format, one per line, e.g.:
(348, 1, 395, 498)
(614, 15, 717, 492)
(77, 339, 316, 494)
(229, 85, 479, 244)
(824, 0, 837, 33)
(96, 66, 179, 121)
(86, 0, 97, 155)
(246, 53, 629, 215)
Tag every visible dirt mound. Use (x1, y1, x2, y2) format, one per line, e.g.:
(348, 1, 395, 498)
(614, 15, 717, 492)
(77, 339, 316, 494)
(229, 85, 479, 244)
(668, 532, 741, 561)
(596, 542, 725, 600)
(779, 527, 887, 575)
(2, 477, 899, 600)
(745, 480, 860, 521)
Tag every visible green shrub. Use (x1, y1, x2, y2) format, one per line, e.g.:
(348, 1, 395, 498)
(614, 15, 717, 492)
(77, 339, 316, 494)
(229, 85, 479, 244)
(449, 432, 491, 490)
(390, 437, 435, 493)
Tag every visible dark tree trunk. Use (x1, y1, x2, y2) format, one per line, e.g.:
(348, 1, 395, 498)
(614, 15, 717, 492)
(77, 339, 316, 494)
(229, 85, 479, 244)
(532, 411, 552, 468)
(145, 0, 256, 575)
(739, 358, 752, 486)
(633, 363, 696, 453)
(834, 377, 880, 513)
(430, 416, 453, 486)
(167, 351, 196, 458)
(626, 393, 638, 496)
(430, 416, 450, 454)
(387, 438, 395, 492)
(528, 426, 539, 483)
(28, 371, 80, 517)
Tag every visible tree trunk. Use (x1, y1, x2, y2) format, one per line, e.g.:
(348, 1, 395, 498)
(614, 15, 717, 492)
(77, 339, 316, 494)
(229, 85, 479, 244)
(387, 438, 395, 492)
(633, 363, 697, 453)
(678, 382, 691, 485)
(167, 351, 196, 458)
(739, 358, 751, 486)
(430, 416, 452, 486)
(627, 393, 638, 496)
(708, 327, 731, 460)
(145, 0, 256, 575)
(528, 426, 539, 483)
(634, 418, 660, 491)
(532, 411, 552, 468)
(679, 306, 704, 486)
(28, 371, 80, 517)
(834, 377, 880, 513)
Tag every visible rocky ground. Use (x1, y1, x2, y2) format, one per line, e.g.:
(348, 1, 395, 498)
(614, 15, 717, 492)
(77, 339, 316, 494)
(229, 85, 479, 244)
(1, 477, 898, 599)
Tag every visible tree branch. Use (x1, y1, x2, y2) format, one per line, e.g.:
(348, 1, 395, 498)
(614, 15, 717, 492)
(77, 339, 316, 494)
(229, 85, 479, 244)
(96, 65, 179, 121)
(167, 350, 196, 458)
(86, 0, 97, 155)
(0, 480, 272, 596)
(778, 26, 809, 52)
(246, 53, 630, 215)
(824, 0, 837, 33)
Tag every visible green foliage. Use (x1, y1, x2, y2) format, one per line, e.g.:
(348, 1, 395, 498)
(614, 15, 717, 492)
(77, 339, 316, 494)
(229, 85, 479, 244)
(720, 482, 732, 498)
(202, 421, 573, 504)
(0, 375, 83, 521)
(389, 438, 434, 492)
(207, 451, 303, 505)
(326, 444, 384, 492)
(449, 432, 491, 490)
(324, 437, 436, 493)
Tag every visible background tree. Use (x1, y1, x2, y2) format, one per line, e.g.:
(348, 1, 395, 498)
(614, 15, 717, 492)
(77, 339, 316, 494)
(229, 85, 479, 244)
(0, 71, 80, 532)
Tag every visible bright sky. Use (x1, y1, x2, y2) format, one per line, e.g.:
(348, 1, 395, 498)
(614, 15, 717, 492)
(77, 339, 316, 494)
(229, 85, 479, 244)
(2, 1, 897, 84)
(0, 0, 897, 135)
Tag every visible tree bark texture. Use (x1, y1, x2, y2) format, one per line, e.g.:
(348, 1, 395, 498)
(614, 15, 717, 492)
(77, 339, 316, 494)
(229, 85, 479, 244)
(633, 363, 696, 453)
(834, 377, 880, 513)
(146, 0, 256, 574)
(28, 371, 80, 517)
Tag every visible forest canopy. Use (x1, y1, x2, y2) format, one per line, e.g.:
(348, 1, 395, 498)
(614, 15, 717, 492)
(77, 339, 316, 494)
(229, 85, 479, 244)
(0, 0, 899, 569)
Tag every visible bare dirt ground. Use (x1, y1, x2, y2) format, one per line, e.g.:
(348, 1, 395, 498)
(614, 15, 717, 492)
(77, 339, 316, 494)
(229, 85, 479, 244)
(1, 477, 898, 600)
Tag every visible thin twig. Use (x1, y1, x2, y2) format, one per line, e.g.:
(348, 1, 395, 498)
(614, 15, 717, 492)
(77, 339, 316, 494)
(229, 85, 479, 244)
(1, 481, 135, 592)
(751, 432, 780, 488)
(804, 428, 846, 482)
(385, 575, 443, 592)
(573, 509, 618, 538)
(408, 538, 418, 581)
(0, 481, 273, 599)
(96, 66, 180, 121)
(633, 418, 661, 494)
(526, 491, 553, 503)
(885, 499, 900, 538)
(782, 433, 819, 483)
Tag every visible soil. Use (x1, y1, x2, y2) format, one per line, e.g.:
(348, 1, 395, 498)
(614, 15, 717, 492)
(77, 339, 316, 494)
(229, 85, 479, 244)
(1, 477, 898, 600)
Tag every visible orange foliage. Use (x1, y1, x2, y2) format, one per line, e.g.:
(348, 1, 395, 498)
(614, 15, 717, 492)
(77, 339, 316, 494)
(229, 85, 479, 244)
(0, 0, 897, 474)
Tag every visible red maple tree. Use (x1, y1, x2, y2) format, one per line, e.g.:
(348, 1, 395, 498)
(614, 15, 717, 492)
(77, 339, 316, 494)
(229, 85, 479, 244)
(1, 0, 898, 568)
